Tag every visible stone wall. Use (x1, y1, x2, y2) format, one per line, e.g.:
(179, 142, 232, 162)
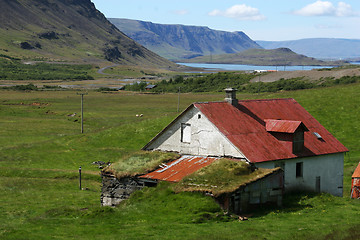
(101, 174, 146, 206)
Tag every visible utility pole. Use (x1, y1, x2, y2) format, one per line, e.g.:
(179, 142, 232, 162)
(79, 166, 82, 190)
(77, 92, 88, 133)
(177, 87, 181, 112)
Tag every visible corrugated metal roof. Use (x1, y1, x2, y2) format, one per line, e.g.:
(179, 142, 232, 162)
(265, 119, 308, 133)
(139, 155, 218, 182)
(195, 98, 348, 163)
(352, 162, 360, 178)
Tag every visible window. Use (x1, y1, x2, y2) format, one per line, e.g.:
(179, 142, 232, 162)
(296, 162, 303, 178)
(198, 114, 201, 119)
(181, 123, 191, 143)
(316, 176, 321, 193)
(293, 131, 304, 154)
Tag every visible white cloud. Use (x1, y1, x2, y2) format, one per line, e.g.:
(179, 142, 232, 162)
(294, 1, 358, 17)
(209, 4, 266, 21)
(174, 9, 189, 15)
(336, 2, 355, 17)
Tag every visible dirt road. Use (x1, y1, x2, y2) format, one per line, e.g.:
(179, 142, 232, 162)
(251, 68, 360, 82)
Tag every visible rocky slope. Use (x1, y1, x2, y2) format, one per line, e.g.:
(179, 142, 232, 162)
(109, 18, 261, 61)
(0, 0, 177, 68)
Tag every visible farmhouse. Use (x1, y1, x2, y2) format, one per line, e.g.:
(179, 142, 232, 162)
(101, 155, 284, 214)
(143, 88, 348, 196)
(351, 162, 360, 199)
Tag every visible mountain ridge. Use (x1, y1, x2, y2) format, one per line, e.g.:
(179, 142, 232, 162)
(109, 18, 261, 61)
(257, 38, 360, 60)
(184, 48, 346, 66)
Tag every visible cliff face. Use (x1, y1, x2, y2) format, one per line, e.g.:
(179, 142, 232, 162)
(0, 0, 176, 67)
(110, 18, 261, 61)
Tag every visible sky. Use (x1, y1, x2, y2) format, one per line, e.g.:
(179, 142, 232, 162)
(90, 0, 360, 41)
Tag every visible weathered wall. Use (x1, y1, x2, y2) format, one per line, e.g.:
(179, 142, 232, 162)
(145, 106, 246, 158)
(216, 170, 283, 214)
(256, 153, 344, 196)
(101, 174, 146, 206)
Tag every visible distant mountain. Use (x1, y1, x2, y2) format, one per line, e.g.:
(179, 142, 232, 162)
(109, 18, 261, 61)
(184, 48, 346, 66)
(0, 0, 176, 68)
(257, 38, 360, 60)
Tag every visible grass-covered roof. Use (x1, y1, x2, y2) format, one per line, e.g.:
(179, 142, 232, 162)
(103, 151, 180, 179)
(174, 159, 281, 196)
(105, 152, 281, 197)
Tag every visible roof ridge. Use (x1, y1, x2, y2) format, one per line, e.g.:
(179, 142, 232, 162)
(238, 98, 294, 102)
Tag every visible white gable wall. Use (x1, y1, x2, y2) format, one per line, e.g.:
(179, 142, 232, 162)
(145, 106, 246, 158)
(255, 153, 344, 196)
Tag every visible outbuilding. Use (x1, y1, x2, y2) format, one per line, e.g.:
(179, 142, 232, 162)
(102, 155, 284, 213)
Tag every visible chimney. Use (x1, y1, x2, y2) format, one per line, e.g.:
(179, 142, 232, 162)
(224, 88, 238, 106)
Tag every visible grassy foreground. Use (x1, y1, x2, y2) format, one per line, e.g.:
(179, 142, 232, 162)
(0, 84, 360, 239)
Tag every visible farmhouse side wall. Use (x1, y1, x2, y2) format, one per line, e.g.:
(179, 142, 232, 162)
(144, 107, 246, 158)
(255, 153, 344, 196)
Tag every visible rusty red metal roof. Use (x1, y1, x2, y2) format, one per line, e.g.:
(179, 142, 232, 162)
(265, 119, 308, 133)
(352, 162, 360, 178)
(139, 156, 219, 182)
(195, 98, 348, 163)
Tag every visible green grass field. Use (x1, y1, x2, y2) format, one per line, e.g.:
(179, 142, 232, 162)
(1, 84, 360, 239)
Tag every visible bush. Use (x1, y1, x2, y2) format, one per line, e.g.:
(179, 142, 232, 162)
(1, 83, 38, 91)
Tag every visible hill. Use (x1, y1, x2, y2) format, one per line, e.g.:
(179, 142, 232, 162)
(0, 0, 177, 68)
(184, 48, 346, 66)
(257, 38, 360, 60)
(109, 18, 261, 61)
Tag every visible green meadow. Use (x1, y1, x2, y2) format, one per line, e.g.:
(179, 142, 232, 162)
(1, 84, 360, 239)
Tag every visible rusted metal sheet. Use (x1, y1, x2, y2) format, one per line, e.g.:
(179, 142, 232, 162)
(195, 98, 348, 163)
(351, 162, 360, 199)
(265, 119, 308, 133)
(139, 155, 218, 182)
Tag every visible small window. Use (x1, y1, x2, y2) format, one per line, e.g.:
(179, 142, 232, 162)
(313, 132, 323, 139)
(181, 123, 191, 143)
(296, 162, 303, 178)
(198, 114, 201, 119)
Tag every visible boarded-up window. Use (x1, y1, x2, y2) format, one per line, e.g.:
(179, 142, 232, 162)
(181, 123, 191, 143)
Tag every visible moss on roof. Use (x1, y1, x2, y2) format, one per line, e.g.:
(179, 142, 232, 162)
(174, 159, 280, 197)
(103, 151, 180, 179)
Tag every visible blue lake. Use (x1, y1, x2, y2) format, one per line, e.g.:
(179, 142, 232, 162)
(178, 62, 336, 71)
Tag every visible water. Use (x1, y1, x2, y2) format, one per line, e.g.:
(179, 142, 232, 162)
(178, 62, 335, 71)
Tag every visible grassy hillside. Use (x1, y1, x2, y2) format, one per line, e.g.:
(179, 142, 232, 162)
(0, 0, 177, 69)
(184, 48, 346, 66)
(0, 84, 359, 239)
